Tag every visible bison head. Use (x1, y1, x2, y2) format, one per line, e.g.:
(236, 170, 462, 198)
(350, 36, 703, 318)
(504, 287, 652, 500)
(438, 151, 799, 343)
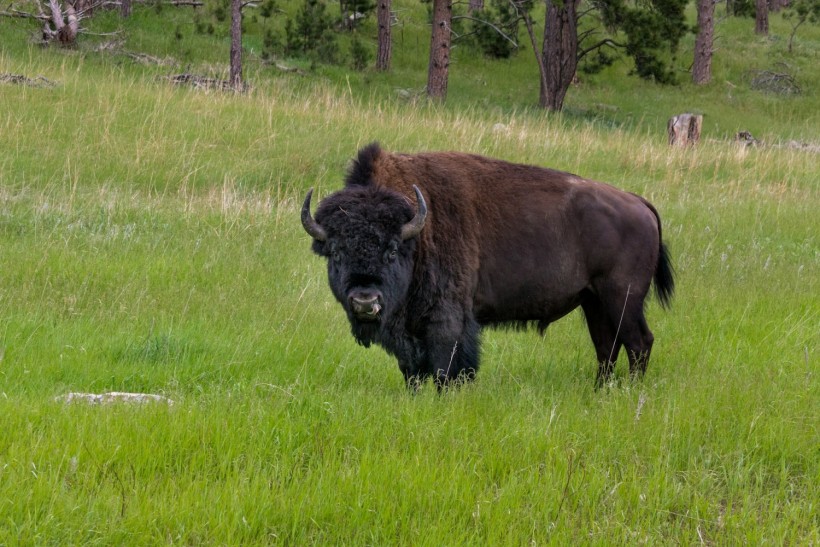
(301, 185, 427, 346)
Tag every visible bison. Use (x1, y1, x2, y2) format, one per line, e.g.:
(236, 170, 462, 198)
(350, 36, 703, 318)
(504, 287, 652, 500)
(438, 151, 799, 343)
(301, 143, 674, 388)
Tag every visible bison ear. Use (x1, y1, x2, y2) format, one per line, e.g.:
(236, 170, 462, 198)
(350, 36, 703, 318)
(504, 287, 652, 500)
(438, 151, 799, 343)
(400, 185, 427, 241)
(301, 189, 328, 242)
(311, 239, 327, 257)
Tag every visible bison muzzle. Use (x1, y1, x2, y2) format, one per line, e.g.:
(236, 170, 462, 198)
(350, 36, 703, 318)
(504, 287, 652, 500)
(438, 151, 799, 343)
(302, 143, 675, 389)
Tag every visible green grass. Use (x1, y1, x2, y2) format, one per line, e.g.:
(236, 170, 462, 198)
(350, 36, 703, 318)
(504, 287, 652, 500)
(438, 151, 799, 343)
(1, 5, 818, 543)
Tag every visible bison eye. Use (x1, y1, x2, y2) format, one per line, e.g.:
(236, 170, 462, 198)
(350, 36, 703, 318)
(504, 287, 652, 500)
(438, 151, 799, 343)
(384, 242, 399, 263)
(329, 243, 342, 263)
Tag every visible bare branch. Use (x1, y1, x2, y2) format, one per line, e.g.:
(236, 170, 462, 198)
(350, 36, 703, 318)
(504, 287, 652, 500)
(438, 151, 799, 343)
(47, 0, 65, 31)
(0, 72, 59, 87)
(0, 8, 50, 20)
(75, 0, 120, 17)
(452, 15, 518, 47)
(131, 0, 204, 5)
(577, 38, 622, 61)
(81, 29, 124, 36)
(577, 27, 597, 43)
(509, 0, 547, 93)
(577, 6, 596, 18)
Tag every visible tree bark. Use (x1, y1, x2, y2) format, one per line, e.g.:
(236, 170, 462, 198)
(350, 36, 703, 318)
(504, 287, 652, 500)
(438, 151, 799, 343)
(539, 0, 579, 111)
(340, 0, 350, 30)
(75, 0, 88, 16)
(59, 3, 78, 44)
(668, 114, 703, 146)
(376, 0, 392, 71)
(693, 0, 715, 84)
(468, 0, 484, 12)
(121, 0, 132, 17)
(42, 0, 78, 45)
(755, 0, 769, 34)
(427, 0, 452, 100)
(229, 0, 242, 91)
(517, 2, 549, 108)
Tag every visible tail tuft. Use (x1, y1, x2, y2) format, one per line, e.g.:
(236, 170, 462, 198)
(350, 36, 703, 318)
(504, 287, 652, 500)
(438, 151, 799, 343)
(654, 242, 675, 308)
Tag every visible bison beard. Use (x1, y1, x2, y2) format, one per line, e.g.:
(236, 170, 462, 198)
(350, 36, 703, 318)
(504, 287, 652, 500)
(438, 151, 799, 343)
(302, 143, 675, 389)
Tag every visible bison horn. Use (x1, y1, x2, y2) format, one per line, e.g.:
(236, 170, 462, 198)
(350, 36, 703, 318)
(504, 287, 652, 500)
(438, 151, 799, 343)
(401, 185, 427, 241)
(301, 188, 327, 242)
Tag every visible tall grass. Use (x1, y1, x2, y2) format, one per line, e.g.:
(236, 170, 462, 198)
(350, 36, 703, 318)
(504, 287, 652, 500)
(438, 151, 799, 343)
(1, 22, 818, 544)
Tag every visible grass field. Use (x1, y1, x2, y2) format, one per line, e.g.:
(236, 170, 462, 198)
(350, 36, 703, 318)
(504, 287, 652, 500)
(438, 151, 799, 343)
(1, 4, 818, 543)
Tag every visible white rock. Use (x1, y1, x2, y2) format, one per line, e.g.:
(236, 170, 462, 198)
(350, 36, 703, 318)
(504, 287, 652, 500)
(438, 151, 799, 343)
(56, 392, 174, 405)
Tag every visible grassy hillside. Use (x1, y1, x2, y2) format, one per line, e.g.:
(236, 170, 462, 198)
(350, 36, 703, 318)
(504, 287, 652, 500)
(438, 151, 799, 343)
(0, 3, 818, 544)
(2, 0, 819, 139)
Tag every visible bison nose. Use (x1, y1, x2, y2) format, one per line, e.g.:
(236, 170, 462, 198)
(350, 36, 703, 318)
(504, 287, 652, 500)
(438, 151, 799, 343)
(349, 291, 382, 318)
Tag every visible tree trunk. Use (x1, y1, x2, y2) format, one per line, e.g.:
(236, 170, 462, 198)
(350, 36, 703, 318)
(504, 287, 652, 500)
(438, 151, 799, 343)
(693, 0, 715, 84)
(668, 114, 703, 146)
(229, 0, 242, 91)
(340, 0, 349, 30)
(41, 0, 79, 45)
(75, 0, 88, 16)
(539, 0, 579, 111)
(755, 0, 769, 34)
(376, 0, 392, 71)
(121, 0, 132, 17)
(468, 0, 484, 12)
(787, 15, 806, 53)
(427, 0, 452, 100)
(59, 3, 78, 45)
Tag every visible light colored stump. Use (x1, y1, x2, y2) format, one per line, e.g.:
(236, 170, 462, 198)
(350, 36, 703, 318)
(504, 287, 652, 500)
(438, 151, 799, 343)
(668, 113, 703, 146)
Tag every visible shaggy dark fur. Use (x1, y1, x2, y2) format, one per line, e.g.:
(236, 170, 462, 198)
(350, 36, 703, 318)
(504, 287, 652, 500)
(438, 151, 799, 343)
(303, 143, 675, 388)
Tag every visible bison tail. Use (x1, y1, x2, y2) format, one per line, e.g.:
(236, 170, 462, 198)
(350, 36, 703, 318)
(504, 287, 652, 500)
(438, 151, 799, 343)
(641, 197, 675, 309)
(654, 241, 675, 309)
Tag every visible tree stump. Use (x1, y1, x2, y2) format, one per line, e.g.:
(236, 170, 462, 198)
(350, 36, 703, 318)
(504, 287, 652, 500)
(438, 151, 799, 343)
(667, 113, 703, 146)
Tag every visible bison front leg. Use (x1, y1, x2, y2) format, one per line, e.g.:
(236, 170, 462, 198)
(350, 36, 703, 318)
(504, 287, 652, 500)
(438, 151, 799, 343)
(398, 359, 424, 391)
(424, 317, 481, 389)
(429, 339, 461, 388)
(393, 337, 427, 391)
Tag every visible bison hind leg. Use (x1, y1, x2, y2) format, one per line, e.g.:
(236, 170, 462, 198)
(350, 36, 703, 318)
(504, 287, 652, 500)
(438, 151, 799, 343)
(595, 286, 655, 381)
(624, 314, 654, 379)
